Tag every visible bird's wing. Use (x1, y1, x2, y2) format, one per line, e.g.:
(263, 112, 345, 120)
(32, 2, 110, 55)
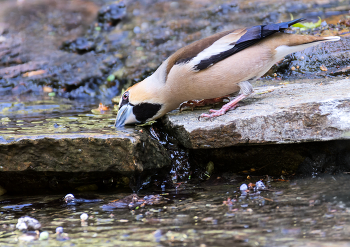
(165, 29, 239, 76)
(166, 18, 304, 73)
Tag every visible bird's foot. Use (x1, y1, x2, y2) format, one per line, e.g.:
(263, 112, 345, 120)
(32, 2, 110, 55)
(198, 94, 247, 120)
(180, 96, 230, 112)
(199, 103, 239, 119)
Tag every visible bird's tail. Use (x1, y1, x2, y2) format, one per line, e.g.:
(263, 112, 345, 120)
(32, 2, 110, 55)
(276, 18, 306, 29)
(319, 36, 341, 42)
(273, 34, 341, 60)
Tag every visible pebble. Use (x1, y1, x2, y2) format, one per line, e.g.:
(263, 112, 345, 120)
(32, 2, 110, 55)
(132, 9, 140, 16)
(141, 22, 149, 31)
(56, 227, 64, 234)
(133, 26, 141, 34)
(240, 184, 248, 191)
(80, 213, 89, 221)
(255, 181, 266, 190)
(64, 194, 75, 203)
(16, 216, 41, 231)
(170, 1, 179, 8)
(39, 231, 49, 240)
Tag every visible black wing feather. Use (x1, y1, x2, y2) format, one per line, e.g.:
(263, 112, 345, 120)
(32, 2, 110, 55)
(194, 18, 305, 71)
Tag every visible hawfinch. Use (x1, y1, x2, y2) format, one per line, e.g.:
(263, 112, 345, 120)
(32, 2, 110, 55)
(115, 18, 340, 127)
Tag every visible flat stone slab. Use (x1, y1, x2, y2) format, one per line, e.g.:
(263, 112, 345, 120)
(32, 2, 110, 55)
(163, 79, 350, 149)
(0, 131, 169, 174)
(0, 102, 170, 174)
(0, 98, 172, 192)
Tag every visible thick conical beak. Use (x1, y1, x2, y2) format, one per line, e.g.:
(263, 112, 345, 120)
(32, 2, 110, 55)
(115, 103, 137, 128)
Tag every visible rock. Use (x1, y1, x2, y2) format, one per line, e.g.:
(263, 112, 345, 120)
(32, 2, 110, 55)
(103, 193, 169, 209)
(0, 185, 6, 196)
(162, 79, 350, 149)
(55, 227, 64, 234)
(255, 181, 266, 190)
(190, 139, 350, 176)
(0, 97, 171, 193)
(0, 0, 119, 101)
(97, 2, 126, 28)
(39, 231, 49, 240)
(64, 194, 75, 203)
(0, 131, 169, 172)
(0, 130, 170, 193)
(240, 184, 248, 191)
(61, 37, 96, 54)
(16, 216, 41, 231)
(80, 213, 88, 221)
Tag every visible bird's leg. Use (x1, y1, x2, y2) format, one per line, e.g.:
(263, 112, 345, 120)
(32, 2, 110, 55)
(179, 96, 230, 112)
(199, 81, 253, 119)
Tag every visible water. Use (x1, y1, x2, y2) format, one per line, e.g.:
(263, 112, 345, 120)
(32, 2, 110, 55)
(1, 176, 350, 246)
(0, 95, 116, 135)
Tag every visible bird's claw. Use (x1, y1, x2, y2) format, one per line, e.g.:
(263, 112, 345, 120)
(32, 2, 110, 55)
(198, 112, 216, 121)
(197, 103, 240, 121)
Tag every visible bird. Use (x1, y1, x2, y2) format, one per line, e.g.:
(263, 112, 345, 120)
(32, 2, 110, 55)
(115, 18, 340, 127)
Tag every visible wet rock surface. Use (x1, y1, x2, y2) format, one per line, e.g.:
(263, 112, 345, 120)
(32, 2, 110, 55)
(163, 78, 350, 149)
(271, 36, 350, 78)
(0, 0, 121, 101)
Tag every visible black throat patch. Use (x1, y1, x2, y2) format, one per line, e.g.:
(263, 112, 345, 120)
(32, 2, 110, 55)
(133, 103, 162, 122)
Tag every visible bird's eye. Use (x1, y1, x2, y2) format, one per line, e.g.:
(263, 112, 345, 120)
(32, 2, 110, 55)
(123, 92, 129, 100)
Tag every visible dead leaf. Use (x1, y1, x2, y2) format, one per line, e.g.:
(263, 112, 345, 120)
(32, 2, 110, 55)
(43, 86, 53, 93)
(256, 89, 274, 95)
(91, 103, 110, 114)
(98, 103, 109, 111)
(320, 65, 328, 71)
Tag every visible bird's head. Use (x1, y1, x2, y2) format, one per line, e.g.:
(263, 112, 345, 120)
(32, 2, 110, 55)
(114, 78, 165, 127)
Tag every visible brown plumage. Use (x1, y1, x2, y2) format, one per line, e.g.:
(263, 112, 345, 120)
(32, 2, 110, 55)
(115, 19, 340, 127)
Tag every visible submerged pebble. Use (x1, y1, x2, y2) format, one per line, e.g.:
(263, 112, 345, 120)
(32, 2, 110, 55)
(104, 194, 169, 209)
(39, 231, 49, 240)
(16, 216, 41, 231)
(56, 227, 64, 234)
(64, 193, 75, 203)
(80, 213, 89, 221)
(240, 184, 248, 191)
(255, 180, 266, 190)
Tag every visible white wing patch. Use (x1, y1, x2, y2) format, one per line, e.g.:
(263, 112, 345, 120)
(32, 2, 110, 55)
(189, 32, 240, 70)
